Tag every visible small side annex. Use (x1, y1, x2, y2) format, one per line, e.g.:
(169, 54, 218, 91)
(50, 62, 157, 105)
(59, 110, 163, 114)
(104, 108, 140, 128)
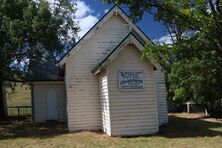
(27, 60, 66, 123)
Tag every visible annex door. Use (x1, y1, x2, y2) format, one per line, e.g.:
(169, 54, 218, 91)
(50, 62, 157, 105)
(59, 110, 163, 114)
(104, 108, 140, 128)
(47, 88, 58, 120)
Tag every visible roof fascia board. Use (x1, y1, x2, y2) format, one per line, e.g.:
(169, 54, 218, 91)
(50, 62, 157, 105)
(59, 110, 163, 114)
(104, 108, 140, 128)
(92, 33, 131, 74)
(93, 34, 146, 74)
(130, 35, 145, 52)
(93, 33, 155, 75)
(59, 29, 96, 66)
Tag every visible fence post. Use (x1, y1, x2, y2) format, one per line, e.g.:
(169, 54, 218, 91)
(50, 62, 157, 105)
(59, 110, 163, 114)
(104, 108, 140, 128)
(187, 102, 190, 114)
(18, 106, 20, 117)
(205, 108, 208, 116)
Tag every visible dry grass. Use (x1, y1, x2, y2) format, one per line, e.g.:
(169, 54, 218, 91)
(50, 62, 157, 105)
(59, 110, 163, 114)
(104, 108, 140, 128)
(6, 83, 31, 107)
(5, 83, 31, 116)
(0, 113, 221, 148)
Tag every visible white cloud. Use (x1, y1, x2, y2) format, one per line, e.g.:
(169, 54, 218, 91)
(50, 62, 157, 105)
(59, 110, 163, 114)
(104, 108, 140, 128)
(74, 0, 99, 39)
(154, 34, 175, 44)
(104, 8, 109, 14)
(206, 3, 212, 14)
(78, 15, 99, 38)
(75, 0, 92, 18)
(35, 0, 99, 39)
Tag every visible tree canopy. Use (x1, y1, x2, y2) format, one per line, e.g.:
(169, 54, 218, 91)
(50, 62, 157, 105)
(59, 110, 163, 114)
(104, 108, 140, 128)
(0, 0, 79, 118)
(104, 0, 222, 116)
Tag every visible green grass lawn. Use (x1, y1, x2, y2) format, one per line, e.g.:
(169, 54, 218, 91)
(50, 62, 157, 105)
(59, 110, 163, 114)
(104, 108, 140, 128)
(7, 108, 31, 116)
(0, 113, 221, 148)
(6, 83, 31, 106)
(6, 83, 31, 116)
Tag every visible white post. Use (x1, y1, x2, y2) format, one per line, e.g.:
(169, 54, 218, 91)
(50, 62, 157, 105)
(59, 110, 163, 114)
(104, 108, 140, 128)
(205, 108, 208, 116)
(187, 102, 190, 114)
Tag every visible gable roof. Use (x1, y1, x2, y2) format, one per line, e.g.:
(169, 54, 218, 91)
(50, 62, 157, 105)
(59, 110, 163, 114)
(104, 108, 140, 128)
(91, 32, 155, 74)
(59, 5, 151, 66)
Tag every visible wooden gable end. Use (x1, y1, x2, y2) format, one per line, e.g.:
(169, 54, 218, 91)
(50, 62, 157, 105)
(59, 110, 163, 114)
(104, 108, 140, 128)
(59, 5, 150, 66)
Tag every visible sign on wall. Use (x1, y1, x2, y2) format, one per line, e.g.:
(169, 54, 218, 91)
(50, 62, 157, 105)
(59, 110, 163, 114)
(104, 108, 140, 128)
(119, 71, 144, 90)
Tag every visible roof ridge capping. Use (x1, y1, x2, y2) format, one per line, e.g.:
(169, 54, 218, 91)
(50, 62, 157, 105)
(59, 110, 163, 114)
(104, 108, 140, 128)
(59, 4, 151, 66)
(92, 32, 156, 74)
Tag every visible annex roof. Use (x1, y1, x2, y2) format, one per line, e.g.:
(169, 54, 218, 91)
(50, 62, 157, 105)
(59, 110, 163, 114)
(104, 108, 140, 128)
(26, 59, 64, 81)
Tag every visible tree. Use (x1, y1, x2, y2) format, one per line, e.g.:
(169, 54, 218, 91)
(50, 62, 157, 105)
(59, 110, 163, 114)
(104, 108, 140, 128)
(0, 0, 79, 119)
(104, 0, 222, 116)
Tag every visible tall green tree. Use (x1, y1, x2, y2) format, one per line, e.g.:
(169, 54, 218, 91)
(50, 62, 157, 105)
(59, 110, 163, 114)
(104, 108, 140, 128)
(0, 0, 79, 118)
(104, 0, 222, 116)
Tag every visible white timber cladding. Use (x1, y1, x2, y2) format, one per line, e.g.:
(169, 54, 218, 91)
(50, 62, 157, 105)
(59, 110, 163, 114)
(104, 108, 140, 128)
(107, 45, 159, 136)
(93, 34, 149, 75)
(59, 6, 148, 66)
(65, 14, 129, 131)
(32, 82, 66, 123)
(154, 64, 169, 125)
(99, 71, 111, 135)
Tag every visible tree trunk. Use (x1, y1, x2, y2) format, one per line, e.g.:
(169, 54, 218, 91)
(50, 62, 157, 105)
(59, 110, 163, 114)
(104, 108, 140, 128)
(0, 81, 6, 119)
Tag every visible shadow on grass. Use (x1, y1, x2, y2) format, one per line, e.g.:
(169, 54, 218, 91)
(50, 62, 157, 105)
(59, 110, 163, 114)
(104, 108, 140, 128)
(0, 116, 68, 140)
(158, 115, 222, 138)
(0, 115, 221, 140)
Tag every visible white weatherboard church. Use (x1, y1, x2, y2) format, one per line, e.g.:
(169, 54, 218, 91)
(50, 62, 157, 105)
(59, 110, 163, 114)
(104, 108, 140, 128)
(28, 5, 168, 136)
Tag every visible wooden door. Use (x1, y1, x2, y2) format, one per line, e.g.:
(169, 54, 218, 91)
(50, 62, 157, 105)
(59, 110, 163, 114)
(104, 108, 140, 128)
(47, 89, 58, 120)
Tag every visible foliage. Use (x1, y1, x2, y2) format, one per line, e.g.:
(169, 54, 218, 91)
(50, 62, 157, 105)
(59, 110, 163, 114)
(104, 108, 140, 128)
(145, 33, 222, 116)
(0, 0, 78, 81)
(104, 0, 222, 117)
(0, 0, 79, 117)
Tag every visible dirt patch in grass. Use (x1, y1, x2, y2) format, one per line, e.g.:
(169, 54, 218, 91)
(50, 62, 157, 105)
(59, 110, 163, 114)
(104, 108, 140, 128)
(0, 113, 221, 148)
(170, 112, 222, 123)
(161, 113, 222, 138)
(0, 117, 67, 140)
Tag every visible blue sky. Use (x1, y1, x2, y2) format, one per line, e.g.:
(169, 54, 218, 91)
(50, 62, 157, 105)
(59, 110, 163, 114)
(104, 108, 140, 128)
(74, 0, 171, 43)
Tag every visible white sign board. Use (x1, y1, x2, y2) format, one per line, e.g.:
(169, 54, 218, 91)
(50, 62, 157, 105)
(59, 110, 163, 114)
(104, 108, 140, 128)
(119, 71, 144, 90)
